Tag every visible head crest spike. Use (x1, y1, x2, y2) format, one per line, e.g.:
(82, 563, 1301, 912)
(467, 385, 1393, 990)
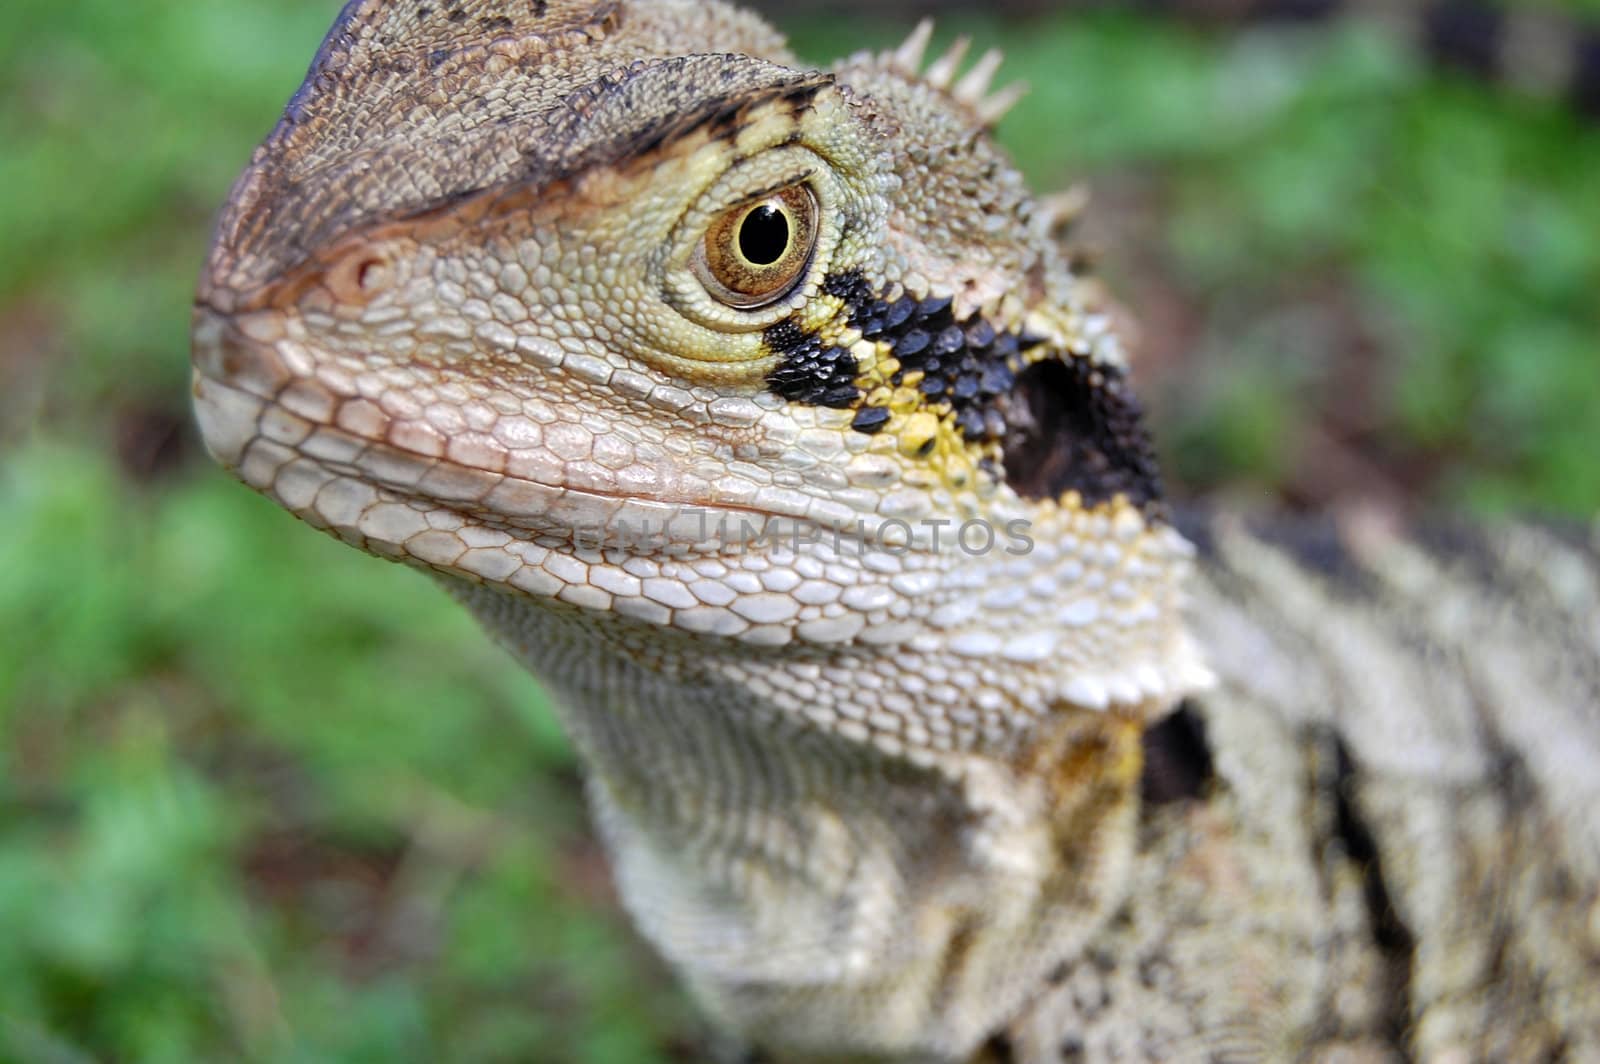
(975, 79, 1029, 128)
(890, 18, 935, 75)
(952, 48, 1005, 106)
(922, 34, 971, 90)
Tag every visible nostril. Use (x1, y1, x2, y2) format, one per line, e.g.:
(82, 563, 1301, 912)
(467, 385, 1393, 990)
(997, 356, 1163, 510)
(325, 247, 393, 304)
(356, 257, 386, 290)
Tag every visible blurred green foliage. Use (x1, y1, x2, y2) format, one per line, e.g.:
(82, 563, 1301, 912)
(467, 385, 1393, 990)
(1, 0, 1597, 1060)
(0, 448, 693, 1062)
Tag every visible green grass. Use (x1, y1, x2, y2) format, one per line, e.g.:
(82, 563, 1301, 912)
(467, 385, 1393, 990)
(0, 447, 692, 1063)
(2, 1, 1597, 1060)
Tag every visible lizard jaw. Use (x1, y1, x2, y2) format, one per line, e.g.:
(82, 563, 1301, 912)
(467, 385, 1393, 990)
(193, 370, 786, 544)
(190, 308, 876, 561)
(192, 305, 1205, 706)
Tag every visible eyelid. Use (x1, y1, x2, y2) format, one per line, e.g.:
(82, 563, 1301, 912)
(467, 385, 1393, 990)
(737, 168, 818, 207)
(658, 145, 844, 334)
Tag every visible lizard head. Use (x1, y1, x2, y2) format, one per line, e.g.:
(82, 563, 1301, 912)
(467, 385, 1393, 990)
(192, 0, 1207, 724)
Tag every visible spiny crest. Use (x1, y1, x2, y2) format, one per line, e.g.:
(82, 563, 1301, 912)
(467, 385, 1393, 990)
(884, 18, 1029, 128)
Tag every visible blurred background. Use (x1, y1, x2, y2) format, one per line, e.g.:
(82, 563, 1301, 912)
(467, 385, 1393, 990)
(1, 0, 1596, 1060)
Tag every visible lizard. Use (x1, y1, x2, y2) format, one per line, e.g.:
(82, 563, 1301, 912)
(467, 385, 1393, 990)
(188, 1, 1600, 1060)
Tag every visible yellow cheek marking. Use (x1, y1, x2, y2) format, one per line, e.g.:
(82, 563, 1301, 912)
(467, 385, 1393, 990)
(844, 338, 997, 489)
(898, 412, 941, 457)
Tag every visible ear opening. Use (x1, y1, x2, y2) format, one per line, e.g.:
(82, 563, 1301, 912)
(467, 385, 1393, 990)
(998, 355, 1163, 511)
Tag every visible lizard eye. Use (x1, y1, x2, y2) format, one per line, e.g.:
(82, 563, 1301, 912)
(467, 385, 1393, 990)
(693, 184, 818, 309)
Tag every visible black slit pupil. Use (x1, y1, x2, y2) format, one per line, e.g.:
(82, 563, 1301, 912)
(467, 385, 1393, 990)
(739, 205, 790, 266)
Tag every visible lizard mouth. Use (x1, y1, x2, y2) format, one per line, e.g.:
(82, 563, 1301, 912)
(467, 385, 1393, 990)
(190, 310, 849, 557)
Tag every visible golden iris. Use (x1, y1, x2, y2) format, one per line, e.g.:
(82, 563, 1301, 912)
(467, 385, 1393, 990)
(693, 184, 818, 309)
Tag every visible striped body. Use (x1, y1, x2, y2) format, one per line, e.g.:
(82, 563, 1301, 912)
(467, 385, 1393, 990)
(1000, 516, 1600, 1062)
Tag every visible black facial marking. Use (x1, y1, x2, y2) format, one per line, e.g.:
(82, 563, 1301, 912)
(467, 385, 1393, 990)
(893, 328, 929, 358)
(1140, 700, 1215, 806)
(812, 271, 1165, 512)
(845, 283, 1035, 445)
(822, 268, 870, 303)
(998, 357, 1164, 511)
(790, 276, 1168, 516)
(764, 317, 861, 409)
(851, 405, 891, 434)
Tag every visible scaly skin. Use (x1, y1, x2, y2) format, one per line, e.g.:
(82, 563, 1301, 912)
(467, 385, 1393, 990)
(190, 2, 1600, 1060)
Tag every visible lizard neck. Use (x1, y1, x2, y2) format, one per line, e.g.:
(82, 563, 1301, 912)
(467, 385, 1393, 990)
(456, 580, 1166, 1060)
